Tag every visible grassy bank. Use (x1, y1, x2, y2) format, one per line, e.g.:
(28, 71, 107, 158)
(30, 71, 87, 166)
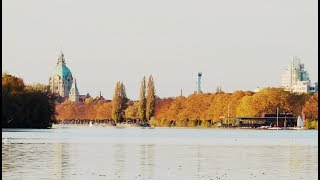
(305, 119, 318, 129)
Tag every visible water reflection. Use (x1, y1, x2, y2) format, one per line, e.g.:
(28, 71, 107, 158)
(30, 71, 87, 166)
(53, 143, 62, 180)
(138, 144, 154, 179)
(2, 127, 318, 180)
(288, 145, 318, 179)
(110, 144, 126, 179)
(2, 143, 318, 180)
(2, 143, 58, 179)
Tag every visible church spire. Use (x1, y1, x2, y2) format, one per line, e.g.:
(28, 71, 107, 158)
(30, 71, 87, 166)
(71, 79, 78, 92)
(57, 50, 66, 65)
(69, 78, 79, 102)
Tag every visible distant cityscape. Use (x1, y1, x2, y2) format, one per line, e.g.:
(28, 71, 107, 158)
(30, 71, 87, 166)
(280, 57, 318, 93)
(255, 56, 318, 93)
(48, 51, 318, 103)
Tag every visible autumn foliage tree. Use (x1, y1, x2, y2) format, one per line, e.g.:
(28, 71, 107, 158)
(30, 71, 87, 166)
(112, 82, 128, 123)
(125, 101, 139, 120)
(236, 88, 308, 117)
(146, 75, 156, 121)
(55, 99, 113, 121)
(2, 73, 55, 128)
(154, 98, 174, 120)
(148, 88, 311, 127)
(138, 77, 147, 123)
(53, 78, 314, 129)
(303, 92, 318, 120)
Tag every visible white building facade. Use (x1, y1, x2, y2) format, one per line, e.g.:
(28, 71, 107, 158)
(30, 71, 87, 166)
(292, 81, 318, 93)
(281, 57, 318, 93)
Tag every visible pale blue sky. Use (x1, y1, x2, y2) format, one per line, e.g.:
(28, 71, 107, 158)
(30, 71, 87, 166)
(3, 0, 318, 100)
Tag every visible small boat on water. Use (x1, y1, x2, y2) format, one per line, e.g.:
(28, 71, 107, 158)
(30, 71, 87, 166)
(89, 121, 93, 127)
(267, 127, 283, 130)
(292, 116, 305, 130)
(258, 126, 270, 129)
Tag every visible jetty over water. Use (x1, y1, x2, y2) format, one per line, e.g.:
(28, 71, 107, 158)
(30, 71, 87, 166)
(220, 113, 296, 128)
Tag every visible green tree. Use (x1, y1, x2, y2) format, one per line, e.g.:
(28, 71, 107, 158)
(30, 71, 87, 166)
(2, 73, 55, 128)
(112, 82, 128, 123)
(138, 77, 147, 123)
(112, 82, 122, 122)
(146, 75, 156, 121)
(120, 82, 128, 114)
(125, 102, 138, 120)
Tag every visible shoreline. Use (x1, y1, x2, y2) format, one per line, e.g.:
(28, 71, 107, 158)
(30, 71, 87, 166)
(51, 124, 315, 130)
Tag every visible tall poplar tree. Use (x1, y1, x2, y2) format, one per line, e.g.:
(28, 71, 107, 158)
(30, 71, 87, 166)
(112, 82, 122, 122)
(120, 82, 128, 117)
(138, 77, 147, 123)
(146, 75, 156, 121)
(112, 82, 128, 123)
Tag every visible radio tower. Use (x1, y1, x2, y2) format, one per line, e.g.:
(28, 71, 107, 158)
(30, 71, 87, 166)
(197, 72, 202, 94)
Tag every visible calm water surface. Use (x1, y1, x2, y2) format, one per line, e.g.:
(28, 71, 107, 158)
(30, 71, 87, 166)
(2, 125, 318, 180)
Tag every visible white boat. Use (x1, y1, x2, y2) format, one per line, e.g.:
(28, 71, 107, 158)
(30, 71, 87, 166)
(89, 121, 93, 127)
(267, 127, 283, 130)
(258, 126, 270, 129)
(293, 116, 305, 130)
(297, 116, 304, 127)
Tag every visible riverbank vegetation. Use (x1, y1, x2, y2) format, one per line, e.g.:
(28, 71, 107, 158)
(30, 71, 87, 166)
(152, 89, 316, 128)
(55, 75, 157, 126)
(302, 93, 318, 129)
(55, 84, 318, 129)
(5, 73, 316, 129)
(2, 73, 55, 128)
(304, 119, 318, 129)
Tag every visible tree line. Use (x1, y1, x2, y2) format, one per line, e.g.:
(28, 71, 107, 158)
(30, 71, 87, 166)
(55, 77, 318, 128)
(2, 73, 55, 128)
(110, 75, 156, 125)
(55, 75, 156, 125)
(152, 88, 316, 127)
(4, 73, 317, 128)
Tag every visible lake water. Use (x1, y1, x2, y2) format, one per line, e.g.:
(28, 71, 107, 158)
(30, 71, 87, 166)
(2, 125, 318, 180)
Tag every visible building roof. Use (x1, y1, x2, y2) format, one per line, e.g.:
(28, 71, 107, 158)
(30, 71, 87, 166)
(52, 51, 72, 78)
(52, 64, 72, 78)
(95, 95, 105, 101)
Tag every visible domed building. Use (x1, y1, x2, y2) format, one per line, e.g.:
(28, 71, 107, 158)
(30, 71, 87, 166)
(49, 51, 92, 102)
(49, 51, 74, 98)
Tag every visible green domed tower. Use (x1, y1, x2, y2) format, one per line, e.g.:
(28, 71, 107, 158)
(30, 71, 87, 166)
(49, 51, 74, 98)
